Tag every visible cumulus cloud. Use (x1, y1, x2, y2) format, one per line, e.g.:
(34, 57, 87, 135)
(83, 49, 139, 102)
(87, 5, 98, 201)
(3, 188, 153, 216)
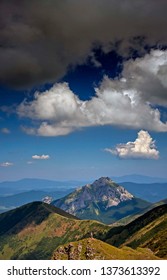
(17, 50, 167, 136)
(121, 49, 167, 107)
(0, 0, 167, 88)
(0, 162, 13, 167)
(18, 83, 90, 136)
(32, 154, 50, 160)
(105, 130, 159, 159)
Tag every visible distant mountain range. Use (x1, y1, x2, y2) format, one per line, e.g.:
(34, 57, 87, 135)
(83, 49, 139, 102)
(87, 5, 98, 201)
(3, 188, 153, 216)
(0, 176, 167, 214)
(0, 174, 167, 195)
(52, 177, 150, 224)
(0, 175, 167, 260)
(112, 174, 167, 183)
(121, 182, 167, 202)
(0, 177, 167, 260)
(0, 178, 82, 213)
(0, 189, 75, 213)
(0, 178, 86, 196)
(0, 174, 167, 260)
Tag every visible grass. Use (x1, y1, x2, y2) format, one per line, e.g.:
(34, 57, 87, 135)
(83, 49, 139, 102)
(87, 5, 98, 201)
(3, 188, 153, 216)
(0, 207, 109, 260)
(52, 238, 159, 260)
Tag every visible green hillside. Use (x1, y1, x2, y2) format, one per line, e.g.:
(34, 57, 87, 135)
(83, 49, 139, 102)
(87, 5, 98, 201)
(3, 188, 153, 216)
(113, 198, 167, 226)
(0, 202, 109, 260)
(52, 238, 159, 260)
(105, 204, 167, 258)
(0, 201, 79, 235)
(0, 201, 166, 260)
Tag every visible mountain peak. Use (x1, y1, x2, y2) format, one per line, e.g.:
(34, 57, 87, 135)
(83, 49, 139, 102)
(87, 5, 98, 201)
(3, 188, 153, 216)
(92, 177, 114, 187)
(52, 177, 139, 224)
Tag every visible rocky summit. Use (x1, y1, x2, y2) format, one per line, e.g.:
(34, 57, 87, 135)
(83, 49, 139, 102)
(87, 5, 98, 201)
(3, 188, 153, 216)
(52, 177, 149, 224)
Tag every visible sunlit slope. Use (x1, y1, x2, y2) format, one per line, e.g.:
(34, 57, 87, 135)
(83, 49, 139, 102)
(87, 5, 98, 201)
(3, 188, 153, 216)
(52, 238, 159, 260)
(105, 204, 167, 258)
(0, 202, 109, 260)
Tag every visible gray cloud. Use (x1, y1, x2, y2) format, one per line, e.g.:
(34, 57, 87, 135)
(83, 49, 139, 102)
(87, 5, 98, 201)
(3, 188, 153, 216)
(0, 0, 167, 88)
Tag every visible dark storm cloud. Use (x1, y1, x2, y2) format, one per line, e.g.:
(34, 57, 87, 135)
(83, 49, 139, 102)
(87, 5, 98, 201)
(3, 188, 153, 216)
(0, 0, 167, 88)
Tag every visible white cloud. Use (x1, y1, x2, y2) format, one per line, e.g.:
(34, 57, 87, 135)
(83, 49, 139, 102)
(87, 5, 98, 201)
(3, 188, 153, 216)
(17, 50, 167, 136)
(37, 123, 74, 137)
(1, 128, 10, 134)
(105, 130, 159, 159)
(18, 83, 81, 121)
(0, 162, 13, 167)
(18, 83, 90, 136)
(27, 161, 33, 164)
(32, 154, 50, 160)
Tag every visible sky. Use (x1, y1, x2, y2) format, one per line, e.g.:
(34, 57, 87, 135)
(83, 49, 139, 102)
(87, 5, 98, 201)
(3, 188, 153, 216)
(0, 0, 167, 182)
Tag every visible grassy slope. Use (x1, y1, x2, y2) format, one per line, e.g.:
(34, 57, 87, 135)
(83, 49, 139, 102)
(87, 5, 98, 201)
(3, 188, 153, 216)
(113, 198, 167, 226)
(0, 202, 166, 260)
(0, 202, 109, 260)
(105, 204, 167, 258)
(52, 238, 159, 260)
(121, 213, 167, 258)
(0, 201, 79, 235)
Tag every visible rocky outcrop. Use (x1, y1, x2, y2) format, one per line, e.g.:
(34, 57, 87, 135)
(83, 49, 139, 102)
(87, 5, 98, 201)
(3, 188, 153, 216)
(52, 238, 104, 260)
(52, 237, 160, 260)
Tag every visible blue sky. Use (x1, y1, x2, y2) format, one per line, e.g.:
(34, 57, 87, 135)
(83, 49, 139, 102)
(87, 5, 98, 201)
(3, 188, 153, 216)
(0, 1, 167, 181)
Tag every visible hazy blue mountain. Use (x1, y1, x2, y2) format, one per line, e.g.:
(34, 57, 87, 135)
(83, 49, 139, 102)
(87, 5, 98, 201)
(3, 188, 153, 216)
(1, 176, 166, 214)
(0, 178, 86, 196)
(112, 174, 167, 184)
(121, 182, 167, 202)
(0, 188, 75, 213)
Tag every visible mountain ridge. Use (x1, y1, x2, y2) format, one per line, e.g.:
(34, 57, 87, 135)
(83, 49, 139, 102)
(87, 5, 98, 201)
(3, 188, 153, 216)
(105, 203, 167, 257)
(52, 238, 159, 260)
(0, 201, 80, 235)
(0, 201, 109, 260)
(0, 201, 166, 259)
